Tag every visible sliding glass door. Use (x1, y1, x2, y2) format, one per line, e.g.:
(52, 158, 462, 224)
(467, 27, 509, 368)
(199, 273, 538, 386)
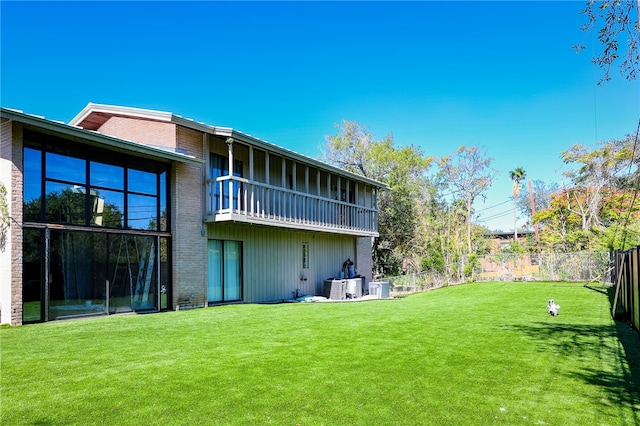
(208, 240, 242, 303)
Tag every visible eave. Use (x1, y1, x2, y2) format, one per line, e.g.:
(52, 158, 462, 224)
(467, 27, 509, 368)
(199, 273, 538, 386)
(2, 107, 202, 166)
(69, 103, 388, 190)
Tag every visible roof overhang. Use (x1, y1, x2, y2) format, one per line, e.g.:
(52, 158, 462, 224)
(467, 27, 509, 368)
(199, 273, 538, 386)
(225, 128, 389, 190)
(69, 103, 388, 190)
(1, 107, 202, 166)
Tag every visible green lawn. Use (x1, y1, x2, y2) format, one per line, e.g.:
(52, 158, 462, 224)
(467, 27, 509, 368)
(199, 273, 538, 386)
(2, 282, 639, 425)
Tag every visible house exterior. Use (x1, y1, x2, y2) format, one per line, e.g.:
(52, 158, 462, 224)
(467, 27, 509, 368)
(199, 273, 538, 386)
(478, 231, 539, 280)
(0, 104, 385, 325)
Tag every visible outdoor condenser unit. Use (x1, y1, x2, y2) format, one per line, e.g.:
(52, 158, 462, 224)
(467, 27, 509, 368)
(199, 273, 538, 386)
(369, 281, 390, 298)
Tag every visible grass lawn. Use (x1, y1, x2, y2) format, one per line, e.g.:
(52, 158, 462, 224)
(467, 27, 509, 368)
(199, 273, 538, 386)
(2, 281, 639, 425)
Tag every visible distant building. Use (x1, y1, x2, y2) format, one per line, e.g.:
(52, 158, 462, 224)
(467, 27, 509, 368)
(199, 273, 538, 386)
(1, 104, 386, 325)
(479, 231, 538, 280)
(487, 231, 533, 254)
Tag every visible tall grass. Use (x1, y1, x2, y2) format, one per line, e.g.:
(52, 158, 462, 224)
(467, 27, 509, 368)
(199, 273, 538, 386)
(2, 282, 639, 425)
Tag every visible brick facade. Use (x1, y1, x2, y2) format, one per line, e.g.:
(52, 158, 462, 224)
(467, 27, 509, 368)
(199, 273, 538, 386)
(171, 126, 207, 309)
(2, 103, 383, 323)
(0, 121, 24, 325)
(97, 117, 209, 310)
(97, 116, 177, 149)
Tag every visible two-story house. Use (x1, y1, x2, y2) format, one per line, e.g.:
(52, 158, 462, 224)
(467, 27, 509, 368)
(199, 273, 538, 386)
(1, 104, 385, 325)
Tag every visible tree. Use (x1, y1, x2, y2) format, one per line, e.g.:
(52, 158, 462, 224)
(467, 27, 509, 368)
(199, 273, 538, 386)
(533, 134, 640, 251)
(517, 179, 559, 219)
(509, 167, 527, 240)
(0, 182, 9, 252)
(574, 0, 640, 84)
(438, 146, 496, 254)
(324, 121, 433, 275)
(323, 120, 377, 178)
(560, 136, 636, 230)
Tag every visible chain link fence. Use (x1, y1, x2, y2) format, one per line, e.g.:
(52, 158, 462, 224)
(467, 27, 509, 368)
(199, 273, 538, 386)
(384, 252, 614, 296)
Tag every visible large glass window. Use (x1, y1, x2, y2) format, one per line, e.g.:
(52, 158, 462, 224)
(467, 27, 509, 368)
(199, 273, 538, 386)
(23, 131, 168, 231)
(22, 130, 172, 322)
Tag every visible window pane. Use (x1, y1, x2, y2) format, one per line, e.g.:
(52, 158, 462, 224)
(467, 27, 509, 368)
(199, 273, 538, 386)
(48, 230, 107, 320)
(159, 171, 167, 231)
(128, 168, 157, 195)
(24, 148, 42, 221)
(207, 240, 223, 303)
(45, 181, 86, 224)
(46, 152, 85, 183)
(91, 162, 124, 190)
(160, 237, 169, 309)
(23, 228, 42, 322)
(108, 235, 157, 313)
(127, 194, 157, 230)
(91, 189, 124, 228)
(224, 241, 242, 301)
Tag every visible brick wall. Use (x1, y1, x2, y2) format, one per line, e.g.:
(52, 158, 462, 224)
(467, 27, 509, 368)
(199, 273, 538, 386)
(98, 116, 177, 149)
(171, 126, 207, 309)
(0, 121, 23, 325)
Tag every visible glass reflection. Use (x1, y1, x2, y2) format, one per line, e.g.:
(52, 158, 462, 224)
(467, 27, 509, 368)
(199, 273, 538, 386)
(23, 229, 42, 322)
(128, 168, 157, 195)
(91, 162, 124, 190)
(160, 237, 168, 309)
(48, 230, 107, 319)
(128, 194, 157, 230)
(45, 182, 86, 224)
(90, 189, 124, 227)
(160, 171, 167, 231)
(108, 235, 157, 313)
(46, 152, 85, 183)
(23, 148, 42, 221)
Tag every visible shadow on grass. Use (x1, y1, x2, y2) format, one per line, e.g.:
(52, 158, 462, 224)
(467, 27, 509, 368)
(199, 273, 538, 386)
(501, 320, 640, 423)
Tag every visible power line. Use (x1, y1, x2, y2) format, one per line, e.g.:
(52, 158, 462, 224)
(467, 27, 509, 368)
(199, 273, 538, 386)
(474, 199, 512, 213)
(619, 117, 640, 249)
(476, 209, 513, 223)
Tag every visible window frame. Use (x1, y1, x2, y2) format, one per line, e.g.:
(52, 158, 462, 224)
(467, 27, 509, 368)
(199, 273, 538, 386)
(23, 130, 170, 232)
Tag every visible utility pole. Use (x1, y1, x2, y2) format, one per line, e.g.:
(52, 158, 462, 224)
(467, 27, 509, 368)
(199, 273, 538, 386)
(528, 180, 541, 255)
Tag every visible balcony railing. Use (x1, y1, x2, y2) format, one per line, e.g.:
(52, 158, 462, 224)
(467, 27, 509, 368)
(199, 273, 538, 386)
(206, 176, 378, 235)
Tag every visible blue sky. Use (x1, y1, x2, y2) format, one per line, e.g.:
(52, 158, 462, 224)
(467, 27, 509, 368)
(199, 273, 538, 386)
(2, 1, 639, 231)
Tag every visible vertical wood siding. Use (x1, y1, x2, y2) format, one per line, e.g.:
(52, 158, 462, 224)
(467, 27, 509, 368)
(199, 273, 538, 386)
(207, 223, 356, 302)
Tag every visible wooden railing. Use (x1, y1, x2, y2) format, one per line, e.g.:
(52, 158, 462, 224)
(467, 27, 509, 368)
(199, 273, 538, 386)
(206, 176, 378, 234)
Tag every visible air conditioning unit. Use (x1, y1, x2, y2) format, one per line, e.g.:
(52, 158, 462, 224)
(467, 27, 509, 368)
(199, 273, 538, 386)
(323, 279, 346, 300)
(369, 281, 389, 298)
(345, 278, 362, 298)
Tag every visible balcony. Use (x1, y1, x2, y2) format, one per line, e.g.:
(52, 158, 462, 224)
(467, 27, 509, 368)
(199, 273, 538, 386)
(205, 176, 379, 236)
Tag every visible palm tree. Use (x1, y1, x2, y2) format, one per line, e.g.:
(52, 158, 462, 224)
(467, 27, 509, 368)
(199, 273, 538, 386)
(509, 167, 526, 240)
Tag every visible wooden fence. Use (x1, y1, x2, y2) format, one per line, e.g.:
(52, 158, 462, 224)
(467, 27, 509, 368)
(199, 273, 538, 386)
(612, 249, 640, 331)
